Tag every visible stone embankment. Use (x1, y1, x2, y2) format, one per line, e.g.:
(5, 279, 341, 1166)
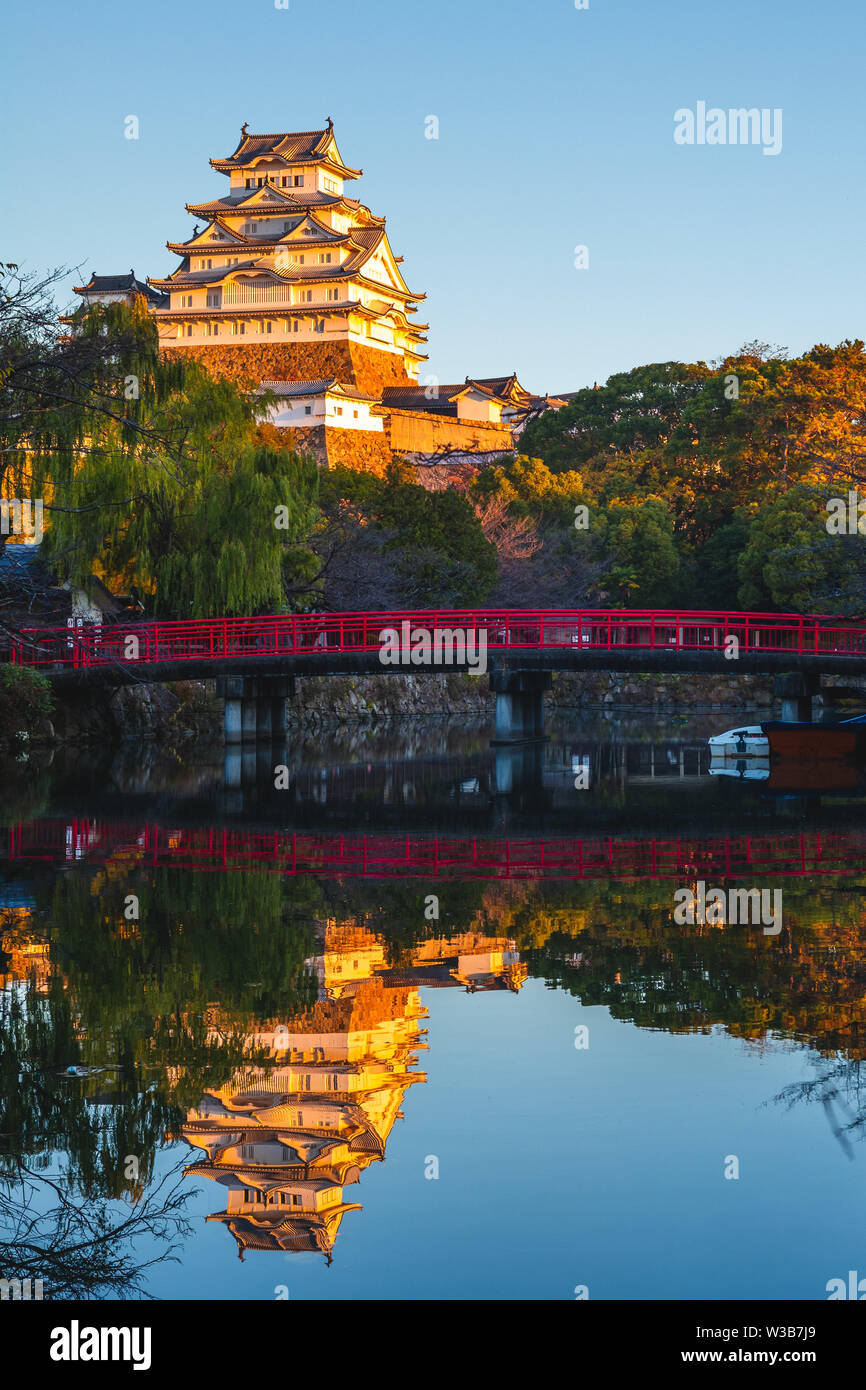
(5, 670, 866, 748)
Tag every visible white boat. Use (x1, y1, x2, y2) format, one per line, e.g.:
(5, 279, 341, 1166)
(707, 724, 769, 758)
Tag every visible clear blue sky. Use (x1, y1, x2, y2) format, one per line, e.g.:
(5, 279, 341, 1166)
(3, 0, 863, 393)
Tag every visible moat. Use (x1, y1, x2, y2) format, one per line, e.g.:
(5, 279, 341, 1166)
(2, 711, 865, 1300)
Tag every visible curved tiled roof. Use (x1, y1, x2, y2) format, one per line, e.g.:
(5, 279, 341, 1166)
(258, 378, 381, 403)
(210, 123, 362, 179)
(73, 271, 163, 304)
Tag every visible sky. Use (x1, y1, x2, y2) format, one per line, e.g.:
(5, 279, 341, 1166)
(3, 0, 864, 393)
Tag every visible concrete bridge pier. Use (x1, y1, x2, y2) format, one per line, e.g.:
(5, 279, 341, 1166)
(491, 669, 552, 743)
(217, 674, 295, 743)
(774, 672, 821, 722)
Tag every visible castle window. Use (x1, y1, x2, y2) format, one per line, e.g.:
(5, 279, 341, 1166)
(304, 406, 312, 415)
(333, 407, 343, 418)
(291, 1194, 302, 1206)
(313, 319, 325, 334)
(292, 319, 301, 333)
(318, 253, 332, 264)
(265, 320, 273, 333)
(281, 176, 288, 187)
(298, 256, 305, 265)
(245, 178, 253, 189)
(186, 324, 193, 337)
(293, 175, 304, 187)
(353, 409, 359, 419)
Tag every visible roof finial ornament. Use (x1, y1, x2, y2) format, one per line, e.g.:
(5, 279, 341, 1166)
(327, 115, 333, 130)
(241, 121, 249, 137)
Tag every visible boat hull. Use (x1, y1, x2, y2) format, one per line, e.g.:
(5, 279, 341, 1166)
(761, 722, 866, 760)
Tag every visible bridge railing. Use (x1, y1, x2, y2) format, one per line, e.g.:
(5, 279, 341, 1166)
(7, 609, 866, 670)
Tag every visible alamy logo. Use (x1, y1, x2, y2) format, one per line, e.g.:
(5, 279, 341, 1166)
(673, 880, 782, 935)
(50, 1320, 152, 1371)
(826, 491, 866, 535)
(826, 1270, 866, 1299)
(378, 622, 487, 675)
(674, 102, 782, 156)
(0, 1276, 43, 1300)
(0, 498, 43, 544)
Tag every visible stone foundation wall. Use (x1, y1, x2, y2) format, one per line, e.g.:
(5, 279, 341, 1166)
(324, 428, 391, 475)
(161, 340, 412, 394)
(257, 422, 391, 475)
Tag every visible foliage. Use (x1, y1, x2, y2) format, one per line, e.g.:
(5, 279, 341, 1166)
(1, 281, 321, 618)
(492, 341, 866, 613)
(0, 665, 52, 744)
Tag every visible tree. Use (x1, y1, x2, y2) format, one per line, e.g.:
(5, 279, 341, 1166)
(737, 486, 866, 614)
(308, 461, 498, 608)
(520, 361, 708, 473)
(1, 277, 321, 618)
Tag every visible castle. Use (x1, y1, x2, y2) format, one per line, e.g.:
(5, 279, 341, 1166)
(73, 123, 561, 472)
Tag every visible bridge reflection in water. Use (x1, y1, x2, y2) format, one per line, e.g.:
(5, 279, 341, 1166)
(6, 816, 866, 881)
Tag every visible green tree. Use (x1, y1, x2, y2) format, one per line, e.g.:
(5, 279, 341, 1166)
(14, 297, 320, 617)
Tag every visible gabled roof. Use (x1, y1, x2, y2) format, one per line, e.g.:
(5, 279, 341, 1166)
(185, 187, 379, 220)
(210, 121, 362, 179)
(381, 378, 536, 418)
(73, 270, 162, 304)
(258, 378, 381, 403)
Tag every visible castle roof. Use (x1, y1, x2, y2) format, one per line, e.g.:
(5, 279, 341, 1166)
(382, 375, 543, 417)
(73, 271, 163, 305)
(258, 378, 381, 403)
(210, 122, 362, 180)
(186, 186, 375, 220)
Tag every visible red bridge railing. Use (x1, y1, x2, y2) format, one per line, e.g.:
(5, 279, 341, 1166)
(6, 609, 866, 670)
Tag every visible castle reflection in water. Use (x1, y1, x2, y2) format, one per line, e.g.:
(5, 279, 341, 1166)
(183, 927, 526, 1260)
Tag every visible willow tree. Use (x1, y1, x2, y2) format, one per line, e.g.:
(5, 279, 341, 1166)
(8, 288, 320, 617)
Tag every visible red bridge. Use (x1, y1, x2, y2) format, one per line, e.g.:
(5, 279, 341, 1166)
(7, 608, 866, 738)
(9, 608, 866, 673)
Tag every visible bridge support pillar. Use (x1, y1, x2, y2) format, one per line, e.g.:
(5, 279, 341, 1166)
(256, 699, 272, 740)
(216, 674, 294, 743)
(242, 698, 258, 741)
(224, 697, 242, 743)
(775, 672, 821, 722)
(491, 669, 552, 743)
(271, 697, 288, 738)
(218, 676, 246, 744)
